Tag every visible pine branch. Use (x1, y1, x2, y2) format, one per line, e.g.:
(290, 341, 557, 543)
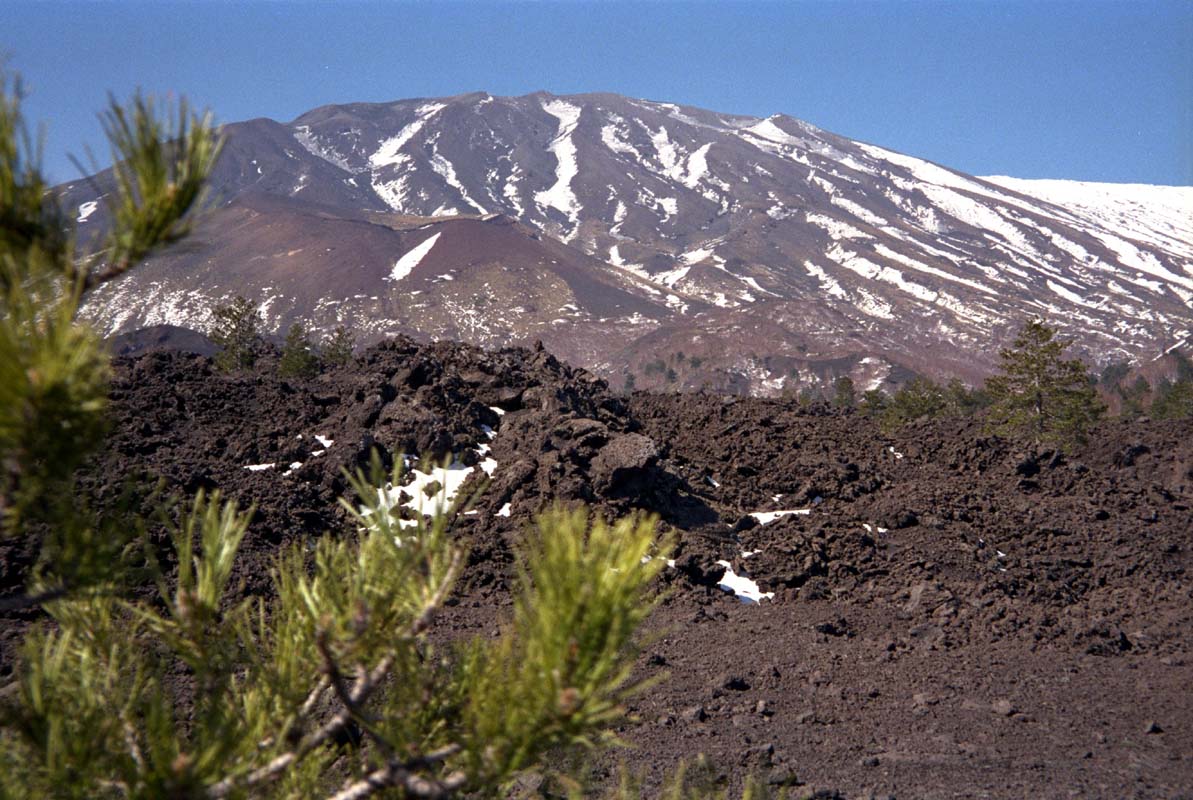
(206, 656, 393, 797)
(410, 549, 463, 636)
(327, 755, 465, 800)
(315, 630, 395, 762)
(300, 677, 331, 717)
(206, 549, 463, 799)
(121, 716, 145, 773)
(0, 586, 69, 612)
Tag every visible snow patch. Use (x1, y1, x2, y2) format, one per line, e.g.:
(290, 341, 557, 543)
(649, 125, 683, 182)
(430, 149, 486, 213)
(716, 560, 774, 604)
(872, 243, 996, 295)
(375, 459, 476, 532)
(983, 176, 1193, 260)
(807, 212, 872, 241)
(601, 121, 641, 159)
(826, 244, 938, 304)
(534, 99, 584, 230)
(294, 124, 354, 172)
(831, 195, 888, 226)
(749, 509, 811, 524)
(657, 197, 678, 221)
(804, 260, 849, 301)
(680, 246, 715, 265)
(370, 103, 446, 169)
(682, 142, 713, 188)
(387, 232, 442, 283)
(1046, 279, 1097, 308)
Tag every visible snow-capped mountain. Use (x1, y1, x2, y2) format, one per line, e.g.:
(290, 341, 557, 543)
(69, 92, 1193, 393)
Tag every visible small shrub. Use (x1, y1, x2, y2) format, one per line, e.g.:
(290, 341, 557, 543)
(944, 377, 990, 416)
(210, 295, 262, 371)
(832, 375, 856, 409)
(1152, 377, 1193, 419)
(859, 388, 888, 417)
(881, 377, 945, 431)
(321, 324, 355, 367)
(278, 322, 319, 379)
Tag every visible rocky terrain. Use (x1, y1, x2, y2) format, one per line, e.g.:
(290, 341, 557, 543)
(3, 340, 1189, 797)
(62, 92, 1193, 393)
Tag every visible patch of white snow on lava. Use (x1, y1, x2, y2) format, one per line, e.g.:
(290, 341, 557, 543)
(716, 561, 774, 604)
(749, 509, 811, 524)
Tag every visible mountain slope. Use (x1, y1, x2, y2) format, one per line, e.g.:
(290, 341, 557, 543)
(81, 191, 681, 372)
(70, 92, 1193, 392)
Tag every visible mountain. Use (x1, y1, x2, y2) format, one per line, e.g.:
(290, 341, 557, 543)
(67, 92, 1193, 393)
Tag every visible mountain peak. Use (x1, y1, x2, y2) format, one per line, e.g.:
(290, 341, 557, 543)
(71, 91, 1193, 394)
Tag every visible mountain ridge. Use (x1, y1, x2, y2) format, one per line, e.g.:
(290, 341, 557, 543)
(66, 91, 1193, 393)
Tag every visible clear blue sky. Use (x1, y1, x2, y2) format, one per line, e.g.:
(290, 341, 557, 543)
(5, 0, 1191, 186)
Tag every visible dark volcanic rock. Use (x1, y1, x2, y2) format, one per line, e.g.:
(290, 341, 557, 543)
(591, 432, 659, 492)
(2, 340, 1192, 799)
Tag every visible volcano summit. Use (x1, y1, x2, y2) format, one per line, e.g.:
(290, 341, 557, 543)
(66, 92, 1193, 392)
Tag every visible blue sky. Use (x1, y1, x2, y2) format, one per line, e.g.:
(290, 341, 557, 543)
(5, 0, 1191, 185)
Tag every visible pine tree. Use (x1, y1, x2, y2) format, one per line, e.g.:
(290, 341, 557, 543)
(858, 388, 888, 417)
(1152, 377, 1193, 419)
(1118, 375, 1150, 419)
(278, 321, 319, 378)
(1, 477, 671, 798)
(1150, 349, 1193, 419)
(881, 377, 945, 431)
(832, 375, 856, 408)
(943, 377, 989, 417)
(210, 295, 261, 371)
(985, 320, 1104, 450)
(1099, 360, 1131, 389)
(320, 324, 355, 367)
(796, 387, 819, 407)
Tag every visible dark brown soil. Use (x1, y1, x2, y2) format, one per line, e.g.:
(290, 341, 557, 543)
(2, 339, 1191, 798)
